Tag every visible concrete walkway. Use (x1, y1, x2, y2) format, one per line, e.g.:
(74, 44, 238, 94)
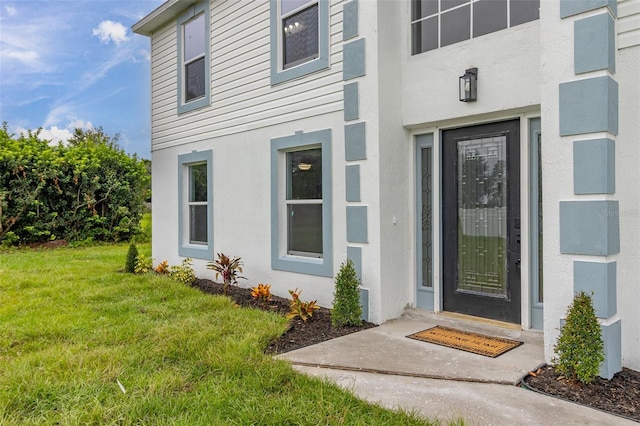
(278, 309, 634, 425)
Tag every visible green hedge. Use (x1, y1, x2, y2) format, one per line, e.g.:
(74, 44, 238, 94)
(0, 124, 150, 245)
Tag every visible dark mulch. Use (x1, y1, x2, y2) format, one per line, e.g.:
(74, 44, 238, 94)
(192, 278, 640, 421)
(191, 279, 376, 354)
(524, 365, 640, 422)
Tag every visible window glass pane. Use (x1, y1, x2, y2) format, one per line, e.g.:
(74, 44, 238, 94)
(283, 4, 319, 68)
(421, 147, 433, 288)
(190, 205, 208, 244)
(185, 57, 205, 102)
(473, 0, 507, 38)
(441, 5, 470, 47)
(511, 0, 539, 26)
(442, 0, 468, 11)
(281, 0, 312, 15)
(190, 163, 207, 202)
(287, 148, 322, 200)
(184, 13, 205, 63)
(412, 16, 438, 54)
(288, 204, 322, 255)
(412, 0, 438, 21)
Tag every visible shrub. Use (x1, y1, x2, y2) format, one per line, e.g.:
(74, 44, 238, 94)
(331, 259, 362, 327)
(552, 291, 605, 384)
(251, 283, 272, 305)
(0, 125, 149, 246)
(207, 253, 246, 295)
(169, 258, 196, 285)
(155, 260, 170, 275)
(125, 243, 138, 273)
(287, 288, 319, 322)
(134, 255, 153, 274)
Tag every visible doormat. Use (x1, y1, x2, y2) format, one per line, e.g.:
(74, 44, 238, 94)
(407, 326, 523, 358)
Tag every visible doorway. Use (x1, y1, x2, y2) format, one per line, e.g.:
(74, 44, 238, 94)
(441, 120, 521, 323)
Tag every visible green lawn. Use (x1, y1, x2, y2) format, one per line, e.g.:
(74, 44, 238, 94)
(0, 244, 433, 425)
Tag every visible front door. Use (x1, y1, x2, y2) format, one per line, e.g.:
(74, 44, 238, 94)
(442, 120, 521, 323)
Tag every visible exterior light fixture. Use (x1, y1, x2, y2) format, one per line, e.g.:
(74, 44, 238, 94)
(459, 67, 478, 102)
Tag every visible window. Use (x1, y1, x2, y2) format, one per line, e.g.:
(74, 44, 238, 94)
(178, 150, 213, 259)
(286, 148, 323, 256)
(411, 0, 540, 55)
(271, 129, 332, 277)
(270, 0, 329, 85)
(177, 2, 210, 113)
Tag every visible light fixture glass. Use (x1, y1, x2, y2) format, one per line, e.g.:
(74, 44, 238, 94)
(459, 67, 478, 102)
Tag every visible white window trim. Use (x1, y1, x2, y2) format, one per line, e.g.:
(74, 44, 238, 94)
(177, 2, 210, 114)
(270, 0, 329, 85)
(178, 150, 213, 259)
(271, 129, 333, 277)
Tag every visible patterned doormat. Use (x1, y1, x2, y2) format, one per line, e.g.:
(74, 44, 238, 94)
(407, 326, 523, 358)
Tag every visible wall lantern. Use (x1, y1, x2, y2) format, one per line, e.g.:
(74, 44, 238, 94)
(459, 67, 478, 102)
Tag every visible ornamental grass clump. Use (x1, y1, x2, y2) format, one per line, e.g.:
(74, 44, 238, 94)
(552, 291, 605, 384)
(331, 259, 362, 327)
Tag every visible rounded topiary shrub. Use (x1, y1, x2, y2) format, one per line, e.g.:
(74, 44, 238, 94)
(125, 243, 138, 273)
(552, 291, 604, 384)
(331, 259, 362, 327)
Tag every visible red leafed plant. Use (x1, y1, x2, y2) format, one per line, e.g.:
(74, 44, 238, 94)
(207, 253, 246, 295)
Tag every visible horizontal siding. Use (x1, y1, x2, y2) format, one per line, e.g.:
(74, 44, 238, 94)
(619, 0, 640, 49)
(150, 0, 346, 149)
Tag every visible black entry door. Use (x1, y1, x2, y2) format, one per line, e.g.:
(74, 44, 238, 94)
(442, 120, 521, 324)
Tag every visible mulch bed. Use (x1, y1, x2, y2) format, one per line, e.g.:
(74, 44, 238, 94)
(524, 365, 640, 422)
(191, 279, 376, 354)
(191, 278, 640, 421)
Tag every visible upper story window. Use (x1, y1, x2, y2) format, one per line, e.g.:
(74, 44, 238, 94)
(270, 0, 329, 85)
(411, 0, 540, 55)
(177, 2, 210, 114)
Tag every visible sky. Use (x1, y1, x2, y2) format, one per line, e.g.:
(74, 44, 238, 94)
(0, 0, 166, 159)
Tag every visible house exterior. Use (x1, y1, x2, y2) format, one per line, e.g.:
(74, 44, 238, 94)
(133, 0, 640, 378)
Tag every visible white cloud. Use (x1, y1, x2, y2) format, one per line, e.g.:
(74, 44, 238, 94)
(92, 20, 128, 45)
(37, 126, 74, 145)
(67, 119, 94, 131)
(5, 4, 17, 16)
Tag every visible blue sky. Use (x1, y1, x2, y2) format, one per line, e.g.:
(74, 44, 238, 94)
(0, 0, 166, 159)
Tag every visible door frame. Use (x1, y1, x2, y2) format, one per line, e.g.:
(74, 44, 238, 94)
(414, 115, 541, 329)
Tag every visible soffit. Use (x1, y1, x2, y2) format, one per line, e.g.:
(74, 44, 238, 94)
(132, 0, 198, 36)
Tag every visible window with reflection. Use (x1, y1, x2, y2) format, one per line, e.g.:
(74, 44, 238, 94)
(411, 0, 540, 55)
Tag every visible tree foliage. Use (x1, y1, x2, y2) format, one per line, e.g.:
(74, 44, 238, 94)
(0, 123, 150, 245)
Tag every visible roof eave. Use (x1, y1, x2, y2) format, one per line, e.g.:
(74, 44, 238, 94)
(132, 0, 196, 37)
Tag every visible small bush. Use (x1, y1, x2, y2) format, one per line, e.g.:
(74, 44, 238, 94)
(125, 243, 138, 273)
(251, 283, 272, 305)
(169, 258, 196, 285)
(134, 255, 153, 274)
(331, 259, 362, 327)
(552, 291, 605, 384)
(207, 253, 246, 295)
(155, 260, 170, 275)
(287, 288, 319, 322)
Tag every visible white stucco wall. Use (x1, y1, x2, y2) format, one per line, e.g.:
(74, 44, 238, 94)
(539, 0, 576, 365)
(152, 112, 347, 309)
(615, 43, 640, 370)
(401, 18, 540, 128)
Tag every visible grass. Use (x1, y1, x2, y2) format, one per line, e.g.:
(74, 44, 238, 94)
(0, 244, 435, 425)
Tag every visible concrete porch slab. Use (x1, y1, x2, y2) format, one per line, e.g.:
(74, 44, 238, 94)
(279, 308, 545, 385)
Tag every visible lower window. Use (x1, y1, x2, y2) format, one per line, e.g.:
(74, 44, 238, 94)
(178, 150, 213, 259)
(271, 130, 332, 277)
